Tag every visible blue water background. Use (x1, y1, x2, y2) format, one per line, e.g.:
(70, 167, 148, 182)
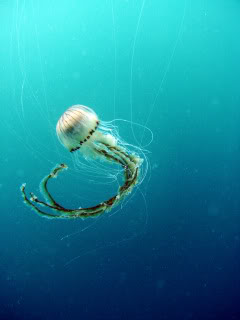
(1, 0, 240, 319)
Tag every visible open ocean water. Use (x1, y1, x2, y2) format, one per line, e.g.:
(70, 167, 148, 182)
(1, 0, 240, 319)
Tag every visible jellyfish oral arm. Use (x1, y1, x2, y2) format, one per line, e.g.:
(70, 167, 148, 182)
(20, 142, 141, 219)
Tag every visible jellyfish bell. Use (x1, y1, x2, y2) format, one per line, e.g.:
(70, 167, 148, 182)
(56, 105, 98, 152)
(56, 105, 117, 159)
(20, 104, 145, 219)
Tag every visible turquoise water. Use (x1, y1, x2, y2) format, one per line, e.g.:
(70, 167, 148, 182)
(1, 1, 240, 319)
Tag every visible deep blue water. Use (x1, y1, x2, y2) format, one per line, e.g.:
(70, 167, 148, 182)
(1, 0, 240, 319)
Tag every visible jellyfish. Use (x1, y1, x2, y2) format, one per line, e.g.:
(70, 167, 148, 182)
(20, 105, 144, 219)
